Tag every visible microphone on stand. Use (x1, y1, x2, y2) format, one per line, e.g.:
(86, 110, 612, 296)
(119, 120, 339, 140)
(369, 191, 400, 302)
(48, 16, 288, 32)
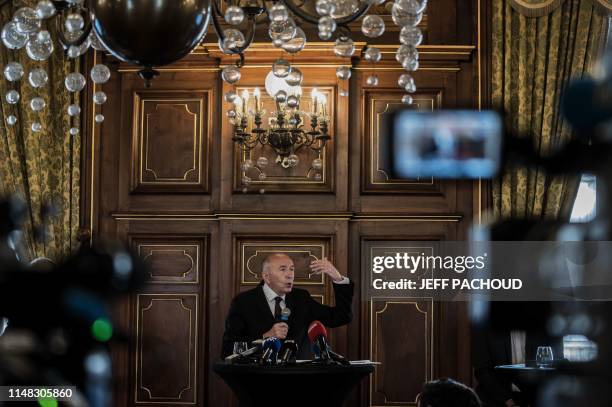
(224, 339, 265, 362)
(278, 340, 298, 364)
(260, 337, 281, 365)
(307, 320, 331, 361)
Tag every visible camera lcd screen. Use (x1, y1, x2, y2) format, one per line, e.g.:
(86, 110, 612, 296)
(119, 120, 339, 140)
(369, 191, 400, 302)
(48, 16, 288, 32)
(391, 110, 502, 179)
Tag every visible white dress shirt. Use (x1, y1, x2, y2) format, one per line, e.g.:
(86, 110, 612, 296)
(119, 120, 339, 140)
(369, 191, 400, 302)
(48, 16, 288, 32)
(262, 277, 350, 317)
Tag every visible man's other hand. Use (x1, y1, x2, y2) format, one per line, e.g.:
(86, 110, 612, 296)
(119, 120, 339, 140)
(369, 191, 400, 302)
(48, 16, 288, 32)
(310, 257, 344, 282)
(263, 322, 288, 339)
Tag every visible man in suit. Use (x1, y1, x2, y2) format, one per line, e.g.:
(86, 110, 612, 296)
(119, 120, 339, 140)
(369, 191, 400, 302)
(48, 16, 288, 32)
(221, 253, 353, 359)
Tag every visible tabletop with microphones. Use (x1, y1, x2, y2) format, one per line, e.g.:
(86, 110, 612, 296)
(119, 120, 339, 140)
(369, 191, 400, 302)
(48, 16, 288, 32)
(225, 320, 355, 366)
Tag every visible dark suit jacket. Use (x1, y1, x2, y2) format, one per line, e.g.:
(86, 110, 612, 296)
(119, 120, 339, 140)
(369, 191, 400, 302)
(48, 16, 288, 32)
(221, 281, 354, 359)
(473, 327, 562, 406)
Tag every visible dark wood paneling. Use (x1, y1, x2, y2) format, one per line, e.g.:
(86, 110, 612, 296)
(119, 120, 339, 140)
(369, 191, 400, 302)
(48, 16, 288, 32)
(370, 300, 433, 406)
(131, 91, 210, 194)
(135, 294, 199, 404)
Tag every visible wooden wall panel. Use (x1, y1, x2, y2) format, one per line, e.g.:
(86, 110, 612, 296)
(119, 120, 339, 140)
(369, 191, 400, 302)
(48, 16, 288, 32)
(370, 300, 433, 406)
(131, 91, 209, 194)
(135, 294, 199, 404)
(133, 236, 203, 284)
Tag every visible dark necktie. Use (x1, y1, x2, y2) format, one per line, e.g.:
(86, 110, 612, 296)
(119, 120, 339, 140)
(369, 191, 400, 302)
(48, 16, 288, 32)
(274, 296, 283, 320)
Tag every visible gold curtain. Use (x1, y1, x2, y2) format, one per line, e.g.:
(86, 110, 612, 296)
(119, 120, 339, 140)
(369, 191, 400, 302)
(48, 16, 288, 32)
(0, 2, 80, 261)
(492, 0, 608, 219)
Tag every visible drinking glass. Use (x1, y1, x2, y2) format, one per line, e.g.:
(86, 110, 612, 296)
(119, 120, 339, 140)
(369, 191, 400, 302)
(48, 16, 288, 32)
(536, 346, 554, 367)
(233, 341, 249, 355)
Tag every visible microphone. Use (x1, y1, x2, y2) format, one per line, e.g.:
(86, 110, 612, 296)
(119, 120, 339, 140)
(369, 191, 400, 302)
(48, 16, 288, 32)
(224, 339, 265, 362)
(307, 320, 331, 361)
(277, 307, 291, 323)
(562, 78, 612, 130)
(278, 340, 298, 364)
(260, 337, 281, 364)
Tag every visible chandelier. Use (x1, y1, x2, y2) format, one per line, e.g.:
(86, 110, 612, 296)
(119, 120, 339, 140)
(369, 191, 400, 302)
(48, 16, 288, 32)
(1, 0, 426, 160)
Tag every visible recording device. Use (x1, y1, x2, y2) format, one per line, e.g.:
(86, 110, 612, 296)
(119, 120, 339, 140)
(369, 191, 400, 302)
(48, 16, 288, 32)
(278, 339, 298, 364)
(278, 307, 291, 323)
(388, 110, 503, 179)
(260, 337, 281, 365)
(307, 320, 331, 361)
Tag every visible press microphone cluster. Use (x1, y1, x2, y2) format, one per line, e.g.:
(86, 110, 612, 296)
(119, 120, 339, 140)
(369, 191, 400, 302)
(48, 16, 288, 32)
(307, 320, 350, 365)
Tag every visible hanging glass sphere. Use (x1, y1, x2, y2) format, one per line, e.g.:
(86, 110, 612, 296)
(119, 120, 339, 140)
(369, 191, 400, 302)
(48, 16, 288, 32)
(336, 66, 351, 80)
(26, 31, 54, 61)
(95, 114, 105, 123)
(224, 6, 245, 25)
(222, 28, 246, 52)
(272, 59, 291, 78)
(258, 172, 267, 181)
(4, 62, 24, 82)
(366, 75, 379, 86)
(221, 65, 241, 84)
(259, 188, 266, 194)
(396, 0, 428, 14)
(287, 154, 299, 167)
(275, 90, 288, 103)
(242, 187, 248, 194)
(318, 30, 332, 40)
(69, 127, 79, 135)
(286, 95, 299, 108)
(1, 22, 28, 49)
(31, 122, 43, 132)
(241, 159, 254, 171)
(67, 104, 81, 116)
(281, 27, 306, 54)
(93, 91, 107, 104)
(392, 2, 423, 27)
(65, 72, 86, 92)
(13, 7, 40, 35)
(268, 19, 297, 42)
(64, 13, 84, 32)
(227, 110, 236, 119)
(90, 64, 111, 84)
(285, 68, 303, 86)
(402, 58, 419, 71)
(339, 89, 349, 97)
(314, 172, 322, 181)
(257, 156, 269, 168)
(28, 68, 48, 88)
(241, 175, 252, 185)
(364, 47, 382, 62)
(6, 115, 17, 126)
(316, 0, 336, 15)
(312, 158, 323, 170)
(396, 44, 418, 63)
(330, 0, 359, 18)
(398, 73, 414, 88)
(272, 38, 284, 48)
(361, 15, 385, 38)
(400, 26, 423, 46)
(30, 97, 46, 111)
(404, 81, 416, 93)
(334, 37, 355, 57)
(224, 91, 237, 103)
(288, 117, 298, 125)
(402, 94, 413, 104)
(35, 0, 56, 19)
(269, 3, 289, 22)
(5, 90, 20, 104)
(318, 16, 337, 34)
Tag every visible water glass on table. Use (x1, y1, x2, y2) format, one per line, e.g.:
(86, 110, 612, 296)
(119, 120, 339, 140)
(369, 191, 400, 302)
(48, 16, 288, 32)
(536, 346, 554, 367)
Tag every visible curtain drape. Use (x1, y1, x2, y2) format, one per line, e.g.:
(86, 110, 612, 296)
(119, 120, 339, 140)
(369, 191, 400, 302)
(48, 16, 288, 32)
(492, 0, 609, 219)
(0, 2, 80, 262)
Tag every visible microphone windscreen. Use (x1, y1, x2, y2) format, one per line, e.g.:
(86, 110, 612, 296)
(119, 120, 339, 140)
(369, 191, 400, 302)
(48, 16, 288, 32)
(262, 337, 282, 352)
(562, 78, 611, 129)
(307, 320, 328, 343)
(280, 307, 291, 321)
(280, 339, 298, 353)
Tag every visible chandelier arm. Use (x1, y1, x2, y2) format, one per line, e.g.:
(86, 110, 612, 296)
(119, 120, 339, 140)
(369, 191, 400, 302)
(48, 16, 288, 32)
(335, 1, 373, 25)
(210, 0, 226, 41)
(280, 0, 319, 24)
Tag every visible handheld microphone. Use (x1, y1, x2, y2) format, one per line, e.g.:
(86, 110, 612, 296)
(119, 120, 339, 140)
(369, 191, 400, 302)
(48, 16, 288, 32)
(307, 320, 331, 361)
(260, 337, 281, 364)
(278, 340, 298, 364)
(277, 307, 291, 323)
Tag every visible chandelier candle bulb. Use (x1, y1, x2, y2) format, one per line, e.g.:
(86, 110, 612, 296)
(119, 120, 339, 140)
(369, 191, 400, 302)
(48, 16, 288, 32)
(312, 88, 318, 115)
(254, 87, 261, 112)
(241, 90, 249, 115)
